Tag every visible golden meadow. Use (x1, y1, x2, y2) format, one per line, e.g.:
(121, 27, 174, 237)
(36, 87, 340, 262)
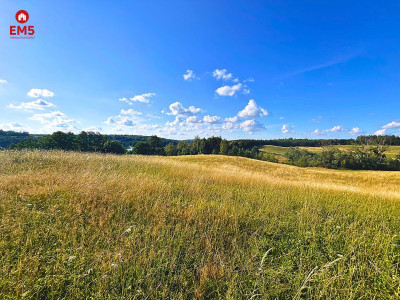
(1, 150, 400, 299)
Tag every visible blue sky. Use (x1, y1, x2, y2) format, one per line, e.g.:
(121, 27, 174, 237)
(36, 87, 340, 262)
(1, 0, 400, 139)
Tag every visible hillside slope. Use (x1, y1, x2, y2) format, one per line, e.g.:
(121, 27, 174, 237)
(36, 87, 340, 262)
(1, 151, 400, 299)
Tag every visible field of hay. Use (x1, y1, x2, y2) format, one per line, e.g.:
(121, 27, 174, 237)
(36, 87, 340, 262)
(1, 150, 400, 299)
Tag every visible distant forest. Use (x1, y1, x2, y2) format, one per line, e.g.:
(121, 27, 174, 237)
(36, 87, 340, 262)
(2, 129, 400, 149)
(1, 129, 400, 170)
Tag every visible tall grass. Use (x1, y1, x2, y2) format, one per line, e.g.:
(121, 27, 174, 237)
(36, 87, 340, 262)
(1, 150, 400, 299)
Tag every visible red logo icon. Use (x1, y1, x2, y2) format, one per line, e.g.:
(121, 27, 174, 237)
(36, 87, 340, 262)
(10, 10, 35, 39)
(16, 10, 29, 24)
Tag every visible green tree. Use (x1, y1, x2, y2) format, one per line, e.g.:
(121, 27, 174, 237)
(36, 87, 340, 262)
(133, 141, 150, 155)
(219, 140, 229, 155)
(102, 140, 126, 154)
(164, 143, 177, 156)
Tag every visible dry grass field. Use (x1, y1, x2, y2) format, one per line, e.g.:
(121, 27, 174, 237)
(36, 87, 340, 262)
(1, 150, 400, 299)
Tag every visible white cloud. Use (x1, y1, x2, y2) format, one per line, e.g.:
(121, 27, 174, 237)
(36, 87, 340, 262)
(237, 99, 268, 118)
(349, 127, 361, 135)
(212, 69, 233, 81)
(30, 111, 79, 132)
(118, 97, 130, 103)
(282, 124, 294, 134)
(215, 83, 242, 96)
(225, 116, 238, 123)
(239, 119, 264, 134)
(382, 121, 400, 129)
(313, 129, 321, 135)
(8, 99, 55, 111)
(183, 69, 197, 81)
(242, 88, 250, 95)
(203, 115, 221, 124)
(167, 102, 203, 116)
(0, 79, 7, 84)
(27, 89, 54, 98)
(373, 121, 400, 136)
(137, 124, 160, 130)
(30, 111, 66, 123)
(0, 122, 25, 131)
(105, 116, 135, 127)
(313, 125, 359, 135)
(222, 116, 239, 131)
(374, 128, 387, 136)
(329, 125, 344, 132)
(186, 115, 199, 123)
(119, 93, 155, 104)
(120, 109, 142, 115)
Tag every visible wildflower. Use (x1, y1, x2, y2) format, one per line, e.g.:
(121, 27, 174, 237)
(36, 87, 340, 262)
(111, 263, 117, 268)
(165, 204, 169, 208)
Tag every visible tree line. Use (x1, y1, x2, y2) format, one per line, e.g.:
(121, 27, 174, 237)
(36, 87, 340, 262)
(8, 131, 127, 154)
(3, 130, 400, 170)
(285, 146, 400, 171)
(5, 131, 276, 162)
(132, 135, 277, 162)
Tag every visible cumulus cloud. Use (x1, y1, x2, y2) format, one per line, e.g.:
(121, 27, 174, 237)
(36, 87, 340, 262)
(313, 129, 321, 135)
(30, 111, 66, 123)
(27, 89, 54, 98)
(212, 69, 233, 81)
(349, 127, 361, 135)
(329, 125, 344, 132)
(239, 119, 264, 134)
(203, 115, 221, 124)
(167, 102, 203, 116)
(0, 79, 7, 84)
(237, 99, 268, 118)
(183, 69, 197, 81)
(119, 93, 155, 104)
(8, 99, 55, 111)
(0, 122, 25, 131)
(313, 125, 360, 135)
(222, 116, 239, 131)
(120, 109, 142, 115)
(373, 121, 400, 136)
(105, 116, 135, 127)
(186, 116, 199, 123)
(374, 128, 387, 136)
(282, 124, 294, 134)
(30, 111, 79, 132)
(382, 121, 400, 129)
(215, 83, 242, 96)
